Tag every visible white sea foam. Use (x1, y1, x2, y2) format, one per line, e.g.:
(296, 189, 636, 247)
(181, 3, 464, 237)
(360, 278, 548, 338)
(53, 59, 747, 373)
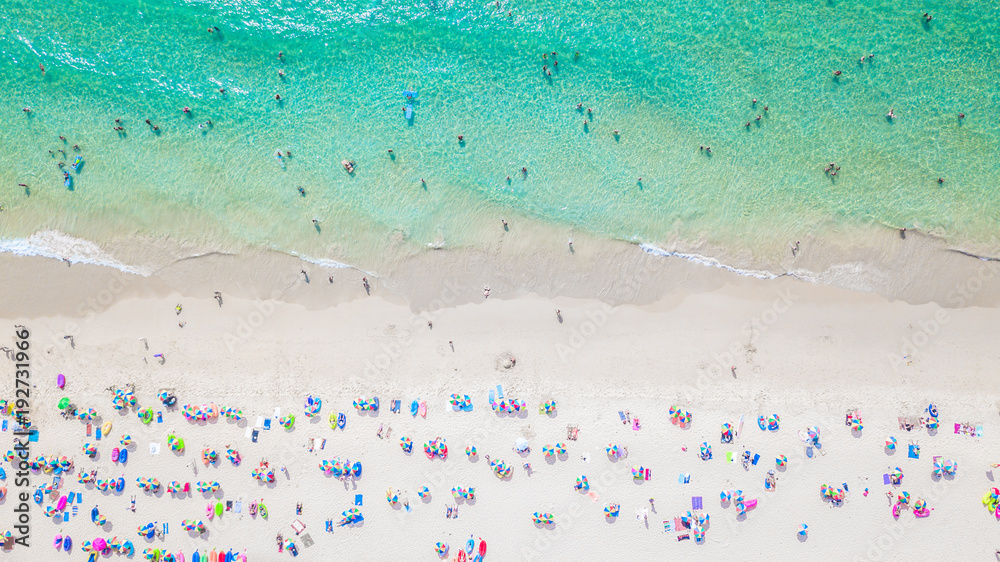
(0, 230, 148, 275)
(285, 251, 352, 269)
(639, 243, 784, 280)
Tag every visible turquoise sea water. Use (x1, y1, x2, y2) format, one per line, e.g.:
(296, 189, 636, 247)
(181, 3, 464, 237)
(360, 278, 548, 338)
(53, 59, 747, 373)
(1, 0, 999, 266)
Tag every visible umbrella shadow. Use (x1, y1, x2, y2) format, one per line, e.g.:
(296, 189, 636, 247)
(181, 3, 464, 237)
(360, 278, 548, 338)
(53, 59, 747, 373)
(544, 456, 556, 466)
(797, 533, 808, 543)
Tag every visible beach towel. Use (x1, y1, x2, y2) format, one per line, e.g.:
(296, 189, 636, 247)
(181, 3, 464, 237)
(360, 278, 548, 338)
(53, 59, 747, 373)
(391, 400, 400, 413)
(496, 385, 504, 400)
(678, 473, 691, 484)
(977, 425, 983, 437)
(726, 452, 734, 463)
(619, 411, 626, 422)
(806, 447, 813, 458)
(675, 517, 684, 529)
(411, 400, 419, 416)
(355, 494, 363, 506)
(954, 423, 961, 434)
(692, 496, 703, 510)
(632, 418, 641, 430)
(752, 453, 760, 465)
(663, 520, 673, 532)
(908, 445, 920, 459)
(489, 390, 495, 405)
(882, 474, 890, 485)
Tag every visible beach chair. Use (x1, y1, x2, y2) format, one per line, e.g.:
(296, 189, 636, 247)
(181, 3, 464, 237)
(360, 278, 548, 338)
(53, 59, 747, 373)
(751, 453, 760, 465)
(496, 385, 504, 400)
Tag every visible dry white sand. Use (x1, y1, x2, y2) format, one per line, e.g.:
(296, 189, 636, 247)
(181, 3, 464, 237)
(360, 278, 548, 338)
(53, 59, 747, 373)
(1, 252, 999, 561)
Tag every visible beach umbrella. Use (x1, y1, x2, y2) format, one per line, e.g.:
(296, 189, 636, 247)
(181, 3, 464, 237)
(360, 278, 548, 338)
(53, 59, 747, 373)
(885, 436, 897, 450)
(167, 434, 184, 452)
(514, 437, 529, 452)
(631, 465, 645, 478)
(932, 460, 943, 477)
(891, 467, 903, 483)
(720, 490, 731, 502)
(851, 419, 863, 431)
(465, 445, 477, 457)
(304, 395, 322, 416)
(669, 405, 678, 418)
(574, 475, 589, 490)
(82, 443, 97, 458)
(78, 471, 93, 484)
(58, 397, 71, 409)
(386, 488, 399, 505)
(542, 445, 555, 457)
(897, 491, 910, 504)
(606, 444, 619, 457)
(773, 455, 786, 467)
(913, 499, 926, 511)
(400, 437, 413, 453)
(418, 486, 430, 499)
(700, 442, 712, 459)
(93, 537, 107, 552)
(721, 422, 734, 441)
(279, 414, 294, 428)
(201, 448, 218, 465)
(449, 394, 461, 406)
(943, 459, 956, 474)
(798, 524, 808, 536)
(181, 519, 198, 531)
(604, 503, 620, 518)
(555, 442, 567, 455)
(532, 511, 544, 524)
(107, 536, 121, 551)
(3, 451, 14, 463)
(925, 417, 939, 430)
(434, 542, 449, 556)
(451, 486, 465, 499)
(226, 448, 241, 466)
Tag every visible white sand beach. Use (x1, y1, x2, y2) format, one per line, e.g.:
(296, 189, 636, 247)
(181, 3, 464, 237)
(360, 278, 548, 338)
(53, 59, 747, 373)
(1, 244, 999, 561)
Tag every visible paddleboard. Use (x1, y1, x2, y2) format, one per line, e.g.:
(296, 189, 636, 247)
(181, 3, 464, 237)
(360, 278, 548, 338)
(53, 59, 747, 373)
(112, 448, 119, 462)
(57, 373, 65, 388)
(115, 477, 125, 492)
(177, 552, 185, 562)
(337, 413, 346, 429)
(102, 421, 112, 435)
(215, 501, 223, 516)
(466, 538, 475, 553)
(119, 448, 128, 464)
(479, 539, 487, 556)
(209, 550, 216, 562)
(404, 104, 413, 119)
(192, 551, 200, 562)
(57, 495, 67, 510)
(122, 540, 134, 555)
(259, 502, 268, 518)
(64, 536, 72, 551)
(419, 401, 427, 417)
(410, 400, 419, 416)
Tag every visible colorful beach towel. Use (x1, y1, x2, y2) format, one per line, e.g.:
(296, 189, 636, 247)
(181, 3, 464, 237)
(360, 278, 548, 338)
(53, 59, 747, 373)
(692, 496, 703, 510)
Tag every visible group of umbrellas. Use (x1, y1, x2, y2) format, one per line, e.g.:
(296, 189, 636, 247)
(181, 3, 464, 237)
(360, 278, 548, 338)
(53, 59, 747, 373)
(682, 510, 710, 539)
(226, 448, 242, 466)
(181, 519, 207, 533)
(180, 403, 220, 422)
(137, 407, 154, 424)
(424, 437, 448, 460)
(669, 406, 692, 427)
(353, 397, 378, 411)
(25, 453, 73, 473)
(539, 399, 557, 414)
(222, 406, 244, 422)
(532, 511, 554, 524)
(80, 536, 133, 555)
(449, 394, 473, 411)
(135, 477, 161, 492)
(318, 458, 362, 479)
(757, 414, 780, 431)
(932, 458, 957, 477)
(820, 484, 846, 503)
(721, 489, 754, 516)
(489, 458, 512, 479)
(541, 443, 567, 457)
(252, 461, 276, 483)
(196, 481, 220, 493)
(166, 481, 185, 493)
(451, 486, 475, 500)
(136, 522, 157, 539)
(201, 448, 219, 466)
(491, 397, 526, 413)
(76, 408, 99, 422)
(94, 477, 125, 493)
(111, 388, 137, 410)
(304, 395, 322, 417)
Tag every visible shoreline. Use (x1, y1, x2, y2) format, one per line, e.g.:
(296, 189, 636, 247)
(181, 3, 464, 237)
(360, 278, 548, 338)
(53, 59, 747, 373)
(1, 220, 999, 322)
